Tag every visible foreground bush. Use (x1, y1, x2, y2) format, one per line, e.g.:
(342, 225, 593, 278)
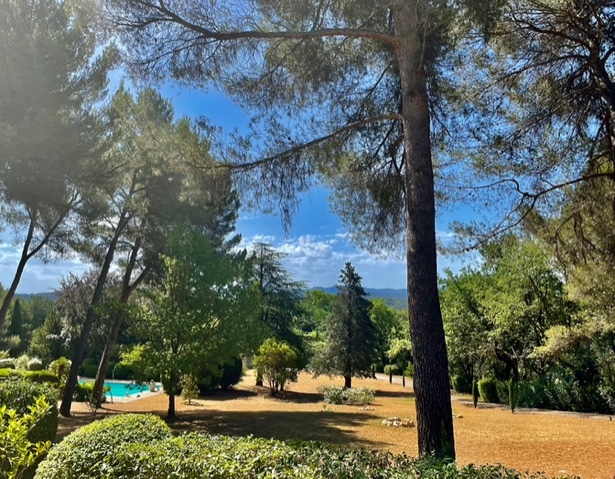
(35, 414, 172, 479)
(0, 396, 53, 479)
(0, 380, 58, 445)
(254, 338, 300, 395)
(37, 430, 577, 479)
(321, 386, 375, 405)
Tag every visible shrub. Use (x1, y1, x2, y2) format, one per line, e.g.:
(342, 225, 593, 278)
(217, 357, 243, 390)
(0, 368, 21, 380)
(254, 338, 300, 395)
(0, 357, 15, 369)
(35, 414, 172, 479)
(0, 380, 58, 445)
(321, 385, 345, 404)
(383, 364, 400, 376)
(37, 432, 576, 479)
(509, 379, 518, 413)
(0, 395, 53, 479)
(477, 378, 500, 404)
(321, 386, 375, 405)
(344, 387, 375, 405)
(181, 375, 199, 405)
(112, 362, 134, 380)
(83, 364, 98, 378)
(472, 378, 479, 408)
(14, 354, 31, 370)
(27, 358, 44, 371)
(23, 371, 59, 384)
(73, 382, 98, 403)
(48, 358, 71, 385)
(451, 374, 472, 394)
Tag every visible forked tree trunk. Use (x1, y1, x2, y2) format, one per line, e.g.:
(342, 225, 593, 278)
(393, 0, 455, 460)
(92, 240, 147, 406)
(60, 213, 127, 417)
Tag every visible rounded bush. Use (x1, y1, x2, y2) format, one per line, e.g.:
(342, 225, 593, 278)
(83, 364, 98, 378)
(478, 378, 500, 404)
(35, 414, 172, 479)
(451, 374, 472, 394)
(112, 362, 134, 380)
(27, 358, 44, 371)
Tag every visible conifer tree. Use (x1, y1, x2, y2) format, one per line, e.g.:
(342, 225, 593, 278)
(316, 263, 377, 389)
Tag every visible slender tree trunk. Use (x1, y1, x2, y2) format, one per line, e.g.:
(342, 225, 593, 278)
(393, 0, 455, 460)
(0, 219, 35, 330)
(344, 375, 352, 389)
(167, 370, 177, 420)
(60, 214, 127, 417)
(92, 240, 147, 406)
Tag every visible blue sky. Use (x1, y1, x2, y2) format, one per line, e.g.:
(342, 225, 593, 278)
(0, 83, 469, 294)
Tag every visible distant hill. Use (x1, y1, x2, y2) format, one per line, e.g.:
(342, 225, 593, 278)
(15, 292, 57, 302)
(311, 286, 407, 310)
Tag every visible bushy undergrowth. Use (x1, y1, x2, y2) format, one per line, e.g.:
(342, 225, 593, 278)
(0, 368, 58, 384)
(35, 414, 172, 479)
(477, 378, 499, 404)
(321, 386, 375, 405)
(0, 380, 58, 444)
(37, 427, 578, 479)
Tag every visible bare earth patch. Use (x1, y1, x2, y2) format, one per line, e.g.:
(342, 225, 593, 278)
(59, 372, 615, 479)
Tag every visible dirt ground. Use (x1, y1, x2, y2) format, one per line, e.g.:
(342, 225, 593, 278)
(58, 371, 615, 479)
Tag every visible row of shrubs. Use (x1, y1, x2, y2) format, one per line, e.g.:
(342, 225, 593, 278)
(36, 414, 576, 479)
(0, 368, 59, 384)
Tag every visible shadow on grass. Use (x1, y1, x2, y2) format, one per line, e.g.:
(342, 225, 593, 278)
(373, 389, 415, 399)
(56, 408, 386, 450)
(168, 409, 385, 448)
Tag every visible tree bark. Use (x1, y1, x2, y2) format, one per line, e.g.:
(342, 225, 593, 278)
(59, 213, 127, 417)
(344, 374, 352, 389)
(393, 0, 455, 460)
(167, 370, 177, 420)
(0, 215, 36, 330)
(92, 239, 147, 406)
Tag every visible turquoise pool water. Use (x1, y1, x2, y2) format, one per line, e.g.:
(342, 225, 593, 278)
(80, 380, 160, 398)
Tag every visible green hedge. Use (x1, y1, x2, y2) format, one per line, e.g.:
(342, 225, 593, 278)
(35, 414, 172, 479)
(0, 380, 58, 444)
(0, 369, 59, 384)
(478, 378, 500, 404)
(37, 429, 576, 479)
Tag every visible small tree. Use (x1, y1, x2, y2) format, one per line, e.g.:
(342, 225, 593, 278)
(254, 338, 300, 396)
(180, 375, 199, 405)
(315, 263, 377, 389)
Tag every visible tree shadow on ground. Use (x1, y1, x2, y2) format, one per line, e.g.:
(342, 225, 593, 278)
(57, 408, 386, 450)
(168, 409, 385, 449)
(373, 389, 415, 399)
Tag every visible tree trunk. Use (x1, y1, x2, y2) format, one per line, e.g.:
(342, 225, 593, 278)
(393, 0, 455, 460)
(344, 375, 352, 389)
(92, 240, 146, 406)
(0, 215, 36, 330)
(60, 214, 127, 417)
(167, 370, 177, 420)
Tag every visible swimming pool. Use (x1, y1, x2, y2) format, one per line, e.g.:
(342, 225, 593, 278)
(80, 380, 161, 398)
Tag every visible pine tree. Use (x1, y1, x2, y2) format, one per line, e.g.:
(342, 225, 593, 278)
(317, 263, 377, 389)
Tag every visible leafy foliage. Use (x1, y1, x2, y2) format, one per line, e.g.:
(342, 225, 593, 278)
(254, 338, 300, 395)
(34, 414, 172, 479)
(37, 430, 576, 479)
(0, 380, 58, 445)
(321, 386, 375, 406)
(0, 395, 52, 479)
(314, 263, 377, 388)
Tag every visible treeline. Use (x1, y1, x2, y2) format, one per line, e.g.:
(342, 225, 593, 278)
(443, 233, 615, 414)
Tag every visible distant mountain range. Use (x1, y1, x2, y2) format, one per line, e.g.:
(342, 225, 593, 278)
(311, 286, 407, 309)
(16, 288, 408, 309)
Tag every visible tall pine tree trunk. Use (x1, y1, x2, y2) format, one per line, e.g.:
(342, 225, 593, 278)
(60, 213, 127, 417)
(393, 0, 455, 460)
(92, 239, 147, 406)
